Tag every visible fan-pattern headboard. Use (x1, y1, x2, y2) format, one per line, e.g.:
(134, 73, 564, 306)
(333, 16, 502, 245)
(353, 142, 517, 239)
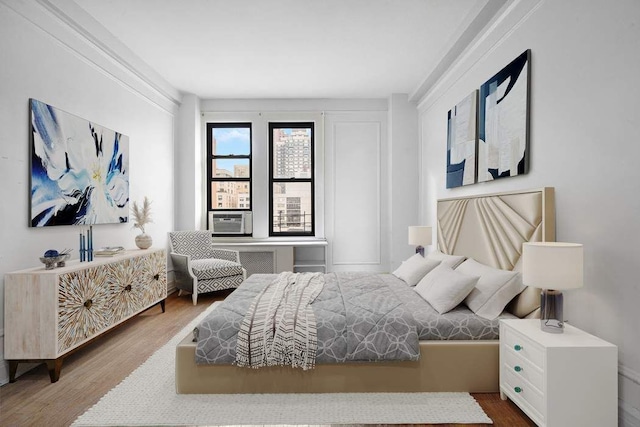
(437, 187, 555, 317)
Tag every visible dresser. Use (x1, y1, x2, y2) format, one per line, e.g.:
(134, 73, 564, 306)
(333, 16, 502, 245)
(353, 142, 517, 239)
(500, 319, 617, 427)
(4, 248, 167, 383)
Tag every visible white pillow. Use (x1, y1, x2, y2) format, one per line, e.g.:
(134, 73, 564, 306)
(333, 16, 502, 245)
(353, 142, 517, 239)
(414, 265, 479, 314)
(458, 258, 525, 320)
(426, 250, 466, 269)
(392, 254, 441, 286)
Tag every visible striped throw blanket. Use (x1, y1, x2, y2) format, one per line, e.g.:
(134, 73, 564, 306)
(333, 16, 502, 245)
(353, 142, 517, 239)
(235, 272, 324, 370)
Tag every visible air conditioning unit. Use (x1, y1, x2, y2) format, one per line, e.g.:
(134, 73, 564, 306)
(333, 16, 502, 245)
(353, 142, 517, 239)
(209, 211, 252, 235)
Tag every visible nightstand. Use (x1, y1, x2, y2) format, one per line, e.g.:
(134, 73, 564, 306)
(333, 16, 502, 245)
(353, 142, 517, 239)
(500, 319, 617, 427)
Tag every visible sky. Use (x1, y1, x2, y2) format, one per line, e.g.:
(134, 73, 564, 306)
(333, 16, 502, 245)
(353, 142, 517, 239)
(212, 127, 250, 156)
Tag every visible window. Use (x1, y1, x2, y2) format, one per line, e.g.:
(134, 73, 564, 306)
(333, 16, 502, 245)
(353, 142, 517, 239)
(206, 123, 252, 224)
(269, 122, 314, 236)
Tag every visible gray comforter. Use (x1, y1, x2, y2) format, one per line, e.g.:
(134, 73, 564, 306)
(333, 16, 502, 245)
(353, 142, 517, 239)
(196, 272, 420, 364)
(195, 272, 515, 365)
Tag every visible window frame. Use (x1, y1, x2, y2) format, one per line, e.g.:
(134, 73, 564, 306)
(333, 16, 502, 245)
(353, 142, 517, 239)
(206, 122, 252, 222)
(268, 121, 315, 237)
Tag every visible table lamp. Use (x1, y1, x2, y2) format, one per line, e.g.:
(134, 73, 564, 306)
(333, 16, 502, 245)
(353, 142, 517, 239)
(522, 242, 584, 333)
(408, 226, 432, 257)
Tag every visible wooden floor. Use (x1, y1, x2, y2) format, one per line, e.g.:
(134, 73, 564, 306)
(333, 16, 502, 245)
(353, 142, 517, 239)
(0, 290, 535, 427)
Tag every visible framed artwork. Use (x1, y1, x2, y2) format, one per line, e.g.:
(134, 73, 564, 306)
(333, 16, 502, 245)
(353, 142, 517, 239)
(478, 49, 531, 182)
(30, 99, 129, 226)
(446, 90, 478, 188)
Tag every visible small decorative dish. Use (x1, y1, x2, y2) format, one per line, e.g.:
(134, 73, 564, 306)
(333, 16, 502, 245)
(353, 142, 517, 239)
(39, 249, 73, 269)
(56, 253, 71, 267)
(39, 256, 64, 270)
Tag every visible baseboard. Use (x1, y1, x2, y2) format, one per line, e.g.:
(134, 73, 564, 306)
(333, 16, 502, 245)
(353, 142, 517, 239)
(621, 404, 640, 427)
(0, 330, 37, 386)
(620, 366, 640, 427)
(0, 280, 177, 386)
(0, 361, 8, 386)
(167, 272, 176, 294)
(0, 330, 5, 385)
(3, 329, 640, 427)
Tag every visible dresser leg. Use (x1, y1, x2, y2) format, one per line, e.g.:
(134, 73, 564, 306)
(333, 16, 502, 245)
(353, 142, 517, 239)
(500, 391, 507, 401)
(9, 361, 18, 382)
(46, 358, 63, 383)
(160, 299, 166, 313)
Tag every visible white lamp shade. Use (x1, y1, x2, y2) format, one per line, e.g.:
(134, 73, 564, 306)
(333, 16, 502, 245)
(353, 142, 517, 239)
(408, 226, 432, 246)
(522, 242, 584, 290)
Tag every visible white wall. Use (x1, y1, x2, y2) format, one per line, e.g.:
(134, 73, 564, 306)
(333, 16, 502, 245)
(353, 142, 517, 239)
(175, 94, 202, 230)
(182, 98, 418, 272)
(0, 0, 177, 384)
(200, 107, 325, 238)
(417, 0, 640, 424)
(388, 94, 420, 270)
(325, 110, 389, 272)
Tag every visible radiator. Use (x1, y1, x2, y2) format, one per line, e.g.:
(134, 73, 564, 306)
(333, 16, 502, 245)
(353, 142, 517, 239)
(238, 251, 275, 277)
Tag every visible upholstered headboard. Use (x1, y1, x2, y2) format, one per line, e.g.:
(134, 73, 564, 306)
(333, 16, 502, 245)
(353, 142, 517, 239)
(436, 187, 555, 317)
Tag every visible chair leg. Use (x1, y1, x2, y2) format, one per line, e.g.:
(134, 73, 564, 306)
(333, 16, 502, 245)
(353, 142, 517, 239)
(178, 289, 184, 297)
(192, 291, 198, 305)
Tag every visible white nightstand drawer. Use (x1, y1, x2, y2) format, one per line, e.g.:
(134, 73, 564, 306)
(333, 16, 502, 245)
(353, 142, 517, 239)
(503, 325, 544, 369)
(503, 346, 544, 391)
(503, 366, 545, 418)
(500, 319, 617, 427)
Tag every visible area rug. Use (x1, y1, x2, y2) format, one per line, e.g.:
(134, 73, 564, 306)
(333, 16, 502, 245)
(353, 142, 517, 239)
(73, 302, 493, 426)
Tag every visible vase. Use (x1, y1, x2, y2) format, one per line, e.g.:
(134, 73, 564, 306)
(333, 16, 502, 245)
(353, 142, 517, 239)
(135, 233, 152, 249)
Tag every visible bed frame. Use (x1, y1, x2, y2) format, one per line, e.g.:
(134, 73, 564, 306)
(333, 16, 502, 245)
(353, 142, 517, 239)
(175, 187, 555, 394)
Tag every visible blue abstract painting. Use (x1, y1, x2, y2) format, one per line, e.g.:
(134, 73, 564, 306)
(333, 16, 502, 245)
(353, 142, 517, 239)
(30, 99, 129, 226)
(478, 50, 530, 182)
(446, 90, 478, 188)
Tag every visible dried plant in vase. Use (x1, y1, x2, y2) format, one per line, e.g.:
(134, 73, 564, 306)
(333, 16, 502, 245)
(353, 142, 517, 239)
(131, 196, 153, 249)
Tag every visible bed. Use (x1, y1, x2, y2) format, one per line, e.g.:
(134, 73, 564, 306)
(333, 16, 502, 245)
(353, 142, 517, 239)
(175, 187, 555, 393)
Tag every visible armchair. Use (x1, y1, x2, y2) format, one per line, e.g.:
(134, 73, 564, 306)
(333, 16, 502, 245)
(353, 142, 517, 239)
(168, 231, 246, 305)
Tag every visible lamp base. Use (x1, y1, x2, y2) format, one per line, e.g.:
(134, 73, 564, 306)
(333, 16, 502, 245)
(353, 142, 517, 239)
(540, 289, 564, 333)
(415, 246, 425, 257)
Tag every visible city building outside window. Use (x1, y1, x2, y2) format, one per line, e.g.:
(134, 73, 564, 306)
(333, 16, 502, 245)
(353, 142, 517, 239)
(206, 123, 252, 226)
(269, 122, 314, 236)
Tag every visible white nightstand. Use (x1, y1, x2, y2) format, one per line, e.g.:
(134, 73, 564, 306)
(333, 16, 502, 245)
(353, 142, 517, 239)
(500, 319, 617, 427)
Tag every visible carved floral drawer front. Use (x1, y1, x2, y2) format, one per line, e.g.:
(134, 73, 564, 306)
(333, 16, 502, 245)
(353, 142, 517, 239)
(58, 266, 112, 353)
(57, 251, 167, 353)
(5, 248, 167, 383)
(106, 257, 145, 322)
(143, 250, 168, 302)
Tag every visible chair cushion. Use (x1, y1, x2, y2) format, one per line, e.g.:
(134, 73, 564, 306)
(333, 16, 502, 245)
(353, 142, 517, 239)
(169, 231, 213, 260)
(191, 259, 243, 280)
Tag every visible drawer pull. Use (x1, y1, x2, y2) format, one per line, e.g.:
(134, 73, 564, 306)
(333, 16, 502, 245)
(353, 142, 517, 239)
(125, 285, 132, 292)
(83, 299, 93, 309)
(514, 365, 522, 372)
(154, 273, 160, 281)
(514, 344, 523, 351)
(514, 386, 522, 393)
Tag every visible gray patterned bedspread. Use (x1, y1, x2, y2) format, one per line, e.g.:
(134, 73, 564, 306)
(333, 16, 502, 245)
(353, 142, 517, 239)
(390, 274, 518, 340)
(195, 272, 515, 365)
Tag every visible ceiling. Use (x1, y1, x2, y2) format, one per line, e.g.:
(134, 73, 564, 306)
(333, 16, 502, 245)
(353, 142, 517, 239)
(74, 0, 485, 99)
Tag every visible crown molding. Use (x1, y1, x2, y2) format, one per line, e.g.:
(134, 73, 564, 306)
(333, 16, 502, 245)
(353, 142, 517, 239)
(200, 98, 389, 113)
(414, 0, 544, 113)
(409, 0, 507, 103)
(1, 0, 181, 112)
